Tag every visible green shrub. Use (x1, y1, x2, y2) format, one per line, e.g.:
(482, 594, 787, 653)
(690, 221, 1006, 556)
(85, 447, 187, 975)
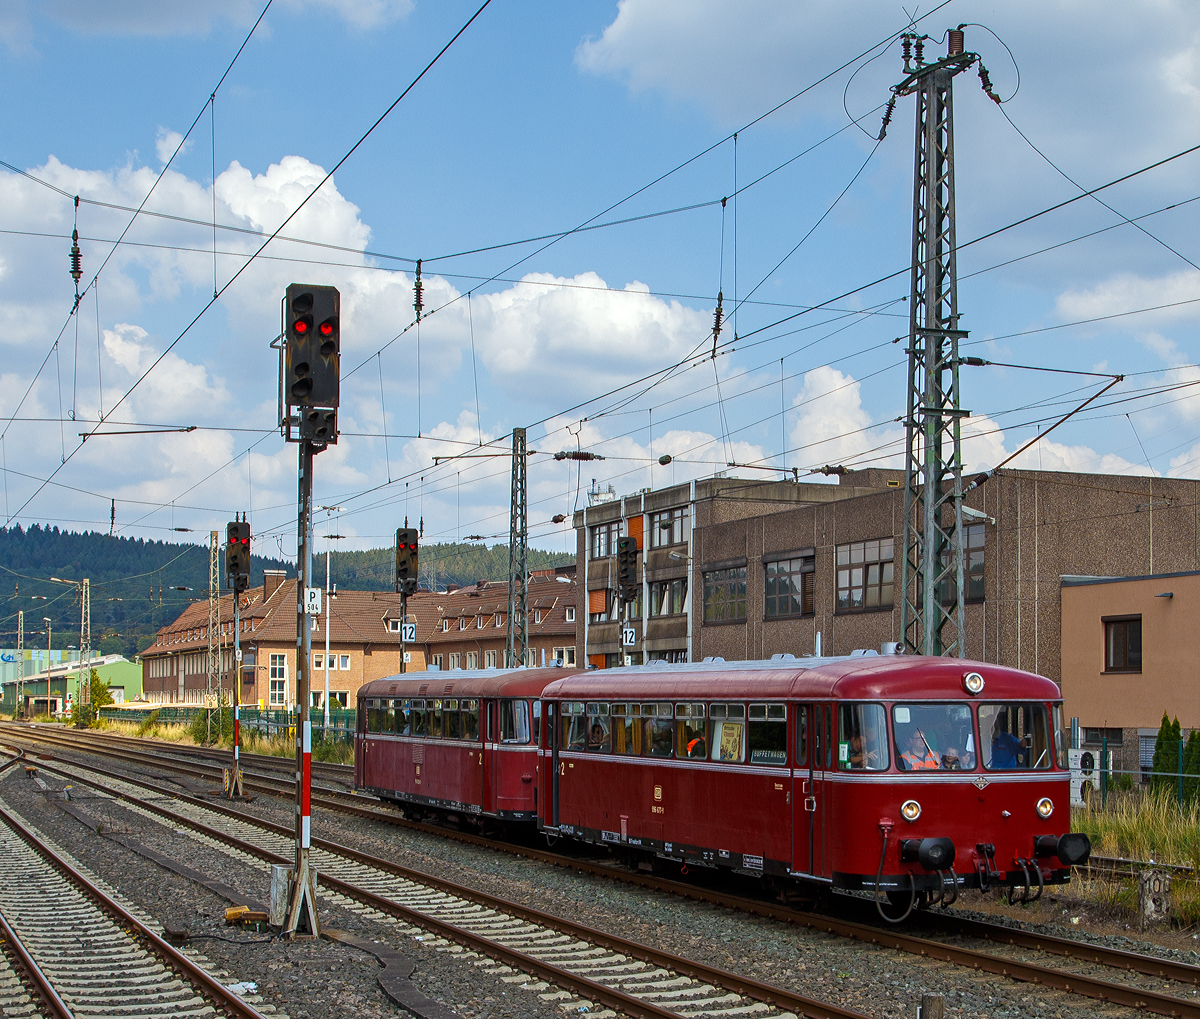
(134, 710, 160, 736)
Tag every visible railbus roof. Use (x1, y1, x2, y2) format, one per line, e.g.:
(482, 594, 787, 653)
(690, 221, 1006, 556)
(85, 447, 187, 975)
(359, 667, 579, 701)
(539, 655, 1060, 703)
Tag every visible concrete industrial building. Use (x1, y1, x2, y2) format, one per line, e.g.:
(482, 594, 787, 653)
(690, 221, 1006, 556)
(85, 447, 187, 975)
(573, 466, 1200, 702)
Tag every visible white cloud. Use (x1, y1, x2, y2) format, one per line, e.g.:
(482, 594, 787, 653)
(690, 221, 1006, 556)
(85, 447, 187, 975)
(155, 129, 189, 165)
(788, 365, 901, 475)
(1055, 270, 1200, 324)
(102, 323, 228, 423)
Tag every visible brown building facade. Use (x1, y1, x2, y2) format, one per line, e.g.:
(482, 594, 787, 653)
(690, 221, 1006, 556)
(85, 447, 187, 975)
(574, 467, 1200, 690)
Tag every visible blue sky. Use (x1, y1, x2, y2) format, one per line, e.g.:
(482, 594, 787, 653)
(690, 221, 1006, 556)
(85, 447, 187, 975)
(1, 0, 1199, 562)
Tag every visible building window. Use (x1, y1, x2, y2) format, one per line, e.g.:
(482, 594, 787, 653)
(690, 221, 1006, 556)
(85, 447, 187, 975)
(442, 619, 450, 632)
(591, 521, 621, 558)
(836, 538, 894, 612)
(588, 588, 613, 623)
(466, 652, 478, 669)
(387, 619, 402, 633)
(649, 578, 687, 616)
(553, 646, 577, 666)
(339, 654, 350, 670)
(764, 555, 815, 619)
(269, 653, 287, 680)
(459, 617, 467, 630)
(565, 606, 575, 622)
(495, 613, 504, 627)
(331, 692, 348, 708)
(938, 523, 986, 605)
(649, 507, 689, 548)
(477, 615, 484, 629)
(269, 679, 287, 706)
(534, 608, 543, 624)
(484, 650, 497, 668)
(524, 648, 537, 667)
(703, 567, 747, 623)
(431, 654, 443, 668)
(620, 588, 642, 620)
(449, 652, 462, 670)
(1084, 727, 1123, 745)
(1104, 616, 1142, 672)
(313, 653, 324, 670)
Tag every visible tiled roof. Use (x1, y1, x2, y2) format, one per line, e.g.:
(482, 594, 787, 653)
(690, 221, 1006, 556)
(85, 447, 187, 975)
(142, 573, 575, 656)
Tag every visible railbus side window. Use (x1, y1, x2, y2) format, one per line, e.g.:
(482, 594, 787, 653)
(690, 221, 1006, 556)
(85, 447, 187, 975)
(796, 706, 808, 766)
(381, 700, 395, 734)
(396, 699, 412, 736)
(561, 701, 586, 750)
(980, 702, 1053, 770)
(410, 699, 428, 737)
(675, 703, 707, 759)
(429, 699, 444, 738)
(642, 702, 674, 757)
(837, 703, 889, 771)
(748, 704, 787, 765)
(709, 703, 746, 763)
(443, 699, 462, 740)
(1052, 703, 1066, 768)
(461, 699, 479, 741)
(500, 698, 531, 743)
(612, 703, 641, 754)
(486, 701, 495, 742)
(367, 699, 382, 733)
(825, 705, 833, 769)
(586, 702, 611, 751)
(532, 700, 542, 745)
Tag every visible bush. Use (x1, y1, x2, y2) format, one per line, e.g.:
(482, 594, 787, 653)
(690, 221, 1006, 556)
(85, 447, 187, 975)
(134, 710, 160, 736)
(189, 704, 234, 745)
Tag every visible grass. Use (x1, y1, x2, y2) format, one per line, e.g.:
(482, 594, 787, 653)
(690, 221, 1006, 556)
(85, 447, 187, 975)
(96, 715, 354, 764)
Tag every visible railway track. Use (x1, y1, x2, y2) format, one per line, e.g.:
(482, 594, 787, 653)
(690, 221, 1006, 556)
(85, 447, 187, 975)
(16, 724, 1200, 1017)
(11, 749, 872, 1019)
(0, 793, 274, 1019)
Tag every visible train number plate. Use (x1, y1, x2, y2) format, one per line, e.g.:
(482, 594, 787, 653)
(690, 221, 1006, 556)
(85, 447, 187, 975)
(742, 854, 763, 870)
(601, 830, 621, 843)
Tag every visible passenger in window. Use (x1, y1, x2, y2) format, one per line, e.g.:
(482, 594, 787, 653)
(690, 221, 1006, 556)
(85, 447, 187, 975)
(899, 728, 940, 770)
(588, 722, 611, 751)
(989, 715, 1025, 769)
(685, 726, 706, 759)
(848, 724, 882, 769)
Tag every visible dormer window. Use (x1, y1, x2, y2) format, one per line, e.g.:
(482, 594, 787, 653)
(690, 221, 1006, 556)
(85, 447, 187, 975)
(459, 617, 468, 630)
(495, 613, 504, 627)
(477, 615, 484, 629)
(442, 619, 450, 632)
(387, 619, 402, 633)
(565, 607, 575, 622)
(534, 609, 543, 624)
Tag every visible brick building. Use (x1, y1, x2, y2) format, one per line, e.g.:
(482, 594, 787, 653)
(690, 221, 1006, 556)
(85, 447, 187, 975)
(141, 567, 578, 709)
(573, 467, 1200, 687)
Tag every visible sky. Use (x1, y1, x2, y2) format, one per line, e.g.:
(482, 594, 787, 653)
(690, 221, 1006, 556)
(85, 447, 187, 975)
(1, 0, 1199, 564)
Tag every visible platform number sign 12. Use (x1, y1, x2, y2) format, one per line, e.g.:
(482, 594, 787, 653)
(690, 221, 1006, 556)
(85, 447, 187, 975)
(401, 621, 416, 643)
(621, 626, 637, 647)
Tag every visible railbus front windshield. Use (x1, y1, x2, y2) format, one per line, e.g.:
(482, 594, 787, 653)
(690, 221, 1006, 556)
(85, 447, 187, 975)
(893, 703, 976, 771)
(837, 703, 889, 771)
(980, 702, 1054, 770)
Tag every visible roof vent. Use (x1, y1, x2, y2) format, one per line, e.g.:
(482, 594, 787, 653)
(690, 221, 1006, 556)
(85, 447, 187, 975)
(849, 649, 879, 657)
(701, 656, 725, 663)
(770, 653, 796, 661)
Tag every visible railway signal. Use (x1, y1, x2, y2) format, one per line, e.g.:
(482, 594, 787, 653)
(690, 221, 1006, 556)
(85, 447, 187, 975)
(616, 536, 638, 604)
(395, 527, 419, 596)
(225, 520, 251, 593)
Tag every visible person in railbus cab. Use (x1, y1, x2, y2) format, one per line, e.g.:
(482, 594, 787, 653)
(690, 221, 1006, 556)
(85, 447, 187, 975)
(899, 727, 941, 770)
(848, 724, 884, 769)
(989, 713, 1025, 769)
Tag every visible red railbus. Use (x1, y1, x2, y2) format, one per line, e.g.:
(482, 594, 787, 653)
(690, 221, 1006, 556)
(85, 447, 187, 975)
(538, 654, 1089, 915)
(357, 669, 570, 823)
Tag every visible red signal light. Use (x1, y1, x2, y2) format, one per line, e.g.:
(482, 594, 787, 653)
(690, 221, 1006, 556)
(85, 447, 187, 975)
(294, 320, 308, 334)
(319, 321, 334, 336)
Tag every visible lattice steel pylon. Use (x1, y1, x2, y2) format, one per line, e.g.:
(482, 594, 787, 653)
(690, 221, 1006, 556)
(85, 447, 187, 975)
(895, 30, 980, 657)
(78, 578, 90, 706)
(207, 530, 221, 725)
(505, 427, 529, 668)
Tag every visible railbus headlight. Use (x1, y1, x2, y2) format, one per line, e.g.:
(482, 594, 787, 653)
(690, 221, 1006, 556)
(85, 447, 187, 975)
(1036, 797, 1054, 819)
(900, 799, 922, 822)
(962, 671, 985, 695)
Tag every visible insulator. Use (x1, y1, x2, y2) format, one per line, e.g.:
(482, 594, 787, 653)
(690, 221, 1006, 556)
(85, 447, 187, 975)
(948, 28, 964, 56)
(69, 228, 82, 284)
(413, 258, 424, 319)
(877, 96, 897, 141)
(901, 35, 912, 71)
(712, 292, 724, 337)
(914, 37, 924, 65)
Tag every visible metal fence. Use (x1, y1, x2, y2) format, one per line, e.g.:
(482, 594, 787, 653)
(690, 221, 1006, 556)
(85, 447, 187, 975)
(97, 705, 357, 742)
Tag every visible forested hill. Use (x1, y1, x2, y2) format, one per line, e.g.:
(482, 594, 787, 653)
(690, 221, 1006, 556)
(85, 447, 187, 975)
(0, 525, 292, 657)
(0, 526, 572, 656)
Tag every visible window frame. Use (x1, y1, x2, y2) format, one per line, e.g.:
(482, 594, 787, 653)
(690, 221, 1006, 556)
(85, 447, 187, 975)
(590, 521, 621, 558)
(269, 678, 287, 706)
(565, 606, 576, 622)
(702, 566, 747, 624)
(648, 506, 689, 548)
(1103, 615, 1142, 673)
(268, 653, 287, 680)
(649, 577, 687, 617)
(763, 554, 815, 620)
(835, 538, 895, 614)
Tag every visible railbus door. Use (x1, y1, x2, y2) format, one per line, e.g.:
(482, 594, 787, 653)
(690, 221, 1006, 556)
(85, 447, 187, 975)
(790, 704, 811, 874)
(482, 699, 496, 814)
